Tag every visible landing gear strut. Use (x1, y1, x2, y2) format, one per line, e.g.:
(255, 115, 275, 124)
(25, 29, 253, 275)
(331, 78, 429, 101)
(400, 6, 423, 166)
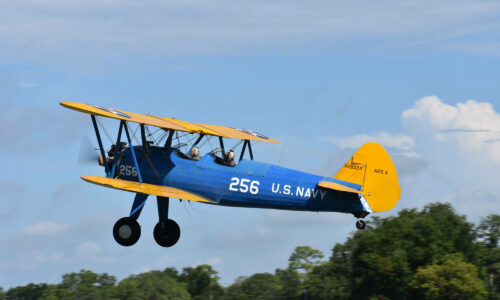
(154, 219, 180, 247)
(153, 196, 180, 247)
(356, 219, 366, 230)
(112, 194, 181, 247)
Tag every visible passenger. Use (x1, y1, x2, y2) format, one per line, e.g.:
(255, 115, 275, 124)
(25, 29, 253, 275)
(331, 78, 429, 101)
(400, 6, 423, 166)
(224, 150, 236, 167)
(190, 147, 201, 161)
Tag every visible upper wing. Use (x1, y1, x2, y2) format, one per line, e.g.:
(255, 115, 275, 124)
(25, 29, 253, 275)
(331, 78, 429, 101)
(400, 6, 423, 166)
(60, 102, 279, 143)
(81, 175, 215, 204)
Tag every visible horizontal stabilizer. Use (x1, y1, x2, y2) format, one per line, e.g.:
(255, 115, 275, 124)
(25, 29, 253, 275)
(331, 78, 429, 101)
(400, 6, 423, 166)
(81, 175, 215, 204)
(318, 181, 361, 194)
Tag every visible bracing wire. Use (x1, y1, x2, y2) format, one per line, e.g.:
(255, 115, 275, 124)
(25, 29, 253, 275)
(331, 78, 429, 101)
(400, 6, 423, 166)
(129, 123, 141, 146)
(96, 117, 113, 144)
(145, 126, 159, 145)
(156, 130, 168, 145)
(230, 139, 244, 151)
(199, 135, 211, 148)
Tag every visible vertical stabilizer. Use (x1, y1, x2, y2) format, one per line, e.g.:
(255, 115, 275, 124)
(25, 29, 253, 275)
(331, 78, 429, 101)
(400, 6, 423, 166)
(333, 142, 401, 212)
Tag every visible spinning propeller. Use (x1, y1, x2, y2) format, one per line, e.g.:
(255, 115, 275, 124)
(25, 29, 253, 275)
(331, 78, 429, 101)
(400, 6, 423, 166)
(78, 135, 100, 165)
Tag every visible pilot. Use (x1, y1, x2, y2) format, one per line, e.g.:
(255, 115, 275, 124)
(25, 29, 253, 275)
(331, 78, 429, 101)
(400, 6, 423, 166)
(224, 150, 236, 167)
(190, 147, 201, 161)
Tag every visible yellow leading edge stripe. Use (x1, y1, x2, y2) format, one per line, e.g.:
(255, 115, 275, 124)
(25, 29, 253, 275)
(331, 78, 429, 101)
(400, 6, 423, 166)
(81, 175, 215, 204)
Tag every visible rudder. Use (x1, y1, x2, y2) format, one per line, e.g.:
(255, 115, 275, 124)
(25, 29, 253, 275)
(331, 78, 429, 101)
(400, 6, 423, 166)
(333, 142, 401, 212)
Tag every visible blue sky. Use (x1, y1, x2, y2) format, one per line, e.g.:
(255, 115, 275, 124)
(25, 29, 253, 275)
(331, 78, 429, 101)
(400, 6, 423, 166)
(1, 0, 500, 288)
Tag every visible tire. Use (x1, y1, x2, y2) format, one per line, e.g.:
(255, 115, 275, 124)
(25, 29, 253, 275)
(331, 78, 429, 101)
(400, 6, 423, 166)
(356, 219, 366, 230)
(153, 219, 181, 247)
(113, 217, 141, 246)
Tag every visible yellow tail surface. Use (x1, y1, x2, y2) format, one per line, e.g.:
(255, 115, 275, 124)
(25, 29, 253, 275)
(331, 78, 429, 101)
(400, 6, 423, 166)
(334, 142, 401, 213)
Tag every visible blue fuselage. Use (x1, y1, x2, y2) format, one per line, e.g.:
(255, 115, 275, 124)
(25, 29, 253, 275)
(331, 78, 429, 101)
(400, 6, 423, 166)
(117, 146, 367, 214)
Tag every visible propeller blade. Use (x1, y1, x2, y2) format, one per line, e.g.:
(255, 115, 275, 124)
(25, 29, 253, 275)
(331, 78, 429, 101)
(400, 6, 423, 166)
(78, 135, 100, 165)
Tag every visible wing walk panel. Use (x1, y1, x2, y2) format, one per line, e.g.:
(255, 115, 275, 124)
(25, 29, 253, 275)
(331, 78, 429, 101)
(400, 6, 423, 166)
(81, 175, 215, 204)
(60, 102, 278, 143)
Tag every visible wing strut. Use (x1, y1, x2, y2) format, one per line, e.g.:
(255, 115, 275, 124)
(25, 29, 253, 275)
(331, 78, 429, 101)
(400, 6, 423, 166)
(164, 130, 175, 148)
(91, 115, 110, 176)
(140, 124, 147, 149)
(248, 140, 254, 160)
(239, 140, 248, 162)
(219, 136, 225, 154)
(123, 121, 143, 183)
(110, 121, 124, 177)
(189, 134, 205, 153)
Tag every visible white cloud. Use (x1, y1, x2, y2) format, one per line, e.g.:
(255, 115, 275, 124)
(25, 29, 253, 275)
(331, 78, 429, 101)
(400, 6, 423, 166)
(76, 241, 101, 257)
(17, 250, 65, 269)
(402, 96, 500, 161)
(320, 132, 415, 150)
(22, 221, 70, 236)
(0, 105, 86, 154)
(1, 0, 500, 62)
(206, 257, 222, 266)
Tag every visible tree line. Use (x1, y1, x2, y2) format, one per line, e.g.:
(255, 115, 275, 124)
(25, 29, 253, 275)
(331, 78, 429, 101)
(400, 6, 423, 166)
(1, 202, 499, 299)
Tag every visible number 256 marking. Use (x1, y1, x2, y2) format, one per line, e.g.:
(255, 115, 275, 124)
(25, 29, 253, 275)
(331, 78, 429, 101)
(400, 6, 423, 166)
(119, 165, 138, 177)
(229, 177, 260, 194)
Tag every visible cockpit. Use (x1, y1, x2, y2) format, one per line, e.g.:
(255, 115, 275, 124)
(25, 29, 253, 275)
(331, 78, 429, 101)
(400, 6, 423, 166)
(167, 132, 254, 167)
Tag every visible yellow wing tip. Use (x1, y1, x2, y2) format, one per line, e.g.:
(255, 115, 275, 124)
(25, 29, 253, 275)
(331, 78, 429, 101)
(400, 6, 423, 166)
(60, 101, 74, 108)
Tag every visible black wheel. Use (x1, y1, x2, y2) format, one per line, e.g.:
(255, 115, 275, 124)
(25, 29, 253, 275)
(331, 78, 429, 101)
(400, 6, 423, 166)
(113, 217, 141, 246)
(153, 219, 180, 247)
(356, 219, 366, 230)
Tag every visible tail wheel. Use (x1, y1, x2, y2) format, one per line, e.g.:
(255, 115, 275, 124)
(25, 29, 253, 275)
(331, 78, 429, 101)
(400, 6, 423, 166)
(113, 217, 141, 246)
(356, 219, 366, 230)
(153, 219, 180, 247)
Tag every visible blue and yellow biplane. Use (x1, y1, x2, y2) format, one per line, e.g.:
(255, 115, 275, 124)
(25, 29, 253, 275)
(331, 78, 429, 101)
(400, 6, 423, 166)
(61, 102, 401, 247)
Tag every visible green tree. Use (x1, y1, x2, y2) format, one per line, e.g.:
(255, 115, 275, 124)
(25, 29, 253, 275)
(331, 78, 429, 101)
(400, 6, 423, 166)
(410, 253, 487, 299)
(478, 215, 500, 248)
(275, 267, 302, 299)
(39, 284, 72, 300)
(113, 270, 190, 300)
(304, 262, 351, 300)
(178, 265, 224, 300)
(55, 270, 116, 300)
(6, 283, 48, 300)
(223, 273, 281, 300)
(477, 215, 500, 299)
(163, 267, 179, 279)
(330, 202, 478, 299)
(289, 246, 325, 275)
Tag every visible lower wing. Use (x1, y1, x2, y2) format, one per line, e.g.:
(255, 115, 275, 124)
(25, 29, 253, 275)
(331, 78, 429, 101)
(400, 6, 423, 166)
(81, 175, 215, 204)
